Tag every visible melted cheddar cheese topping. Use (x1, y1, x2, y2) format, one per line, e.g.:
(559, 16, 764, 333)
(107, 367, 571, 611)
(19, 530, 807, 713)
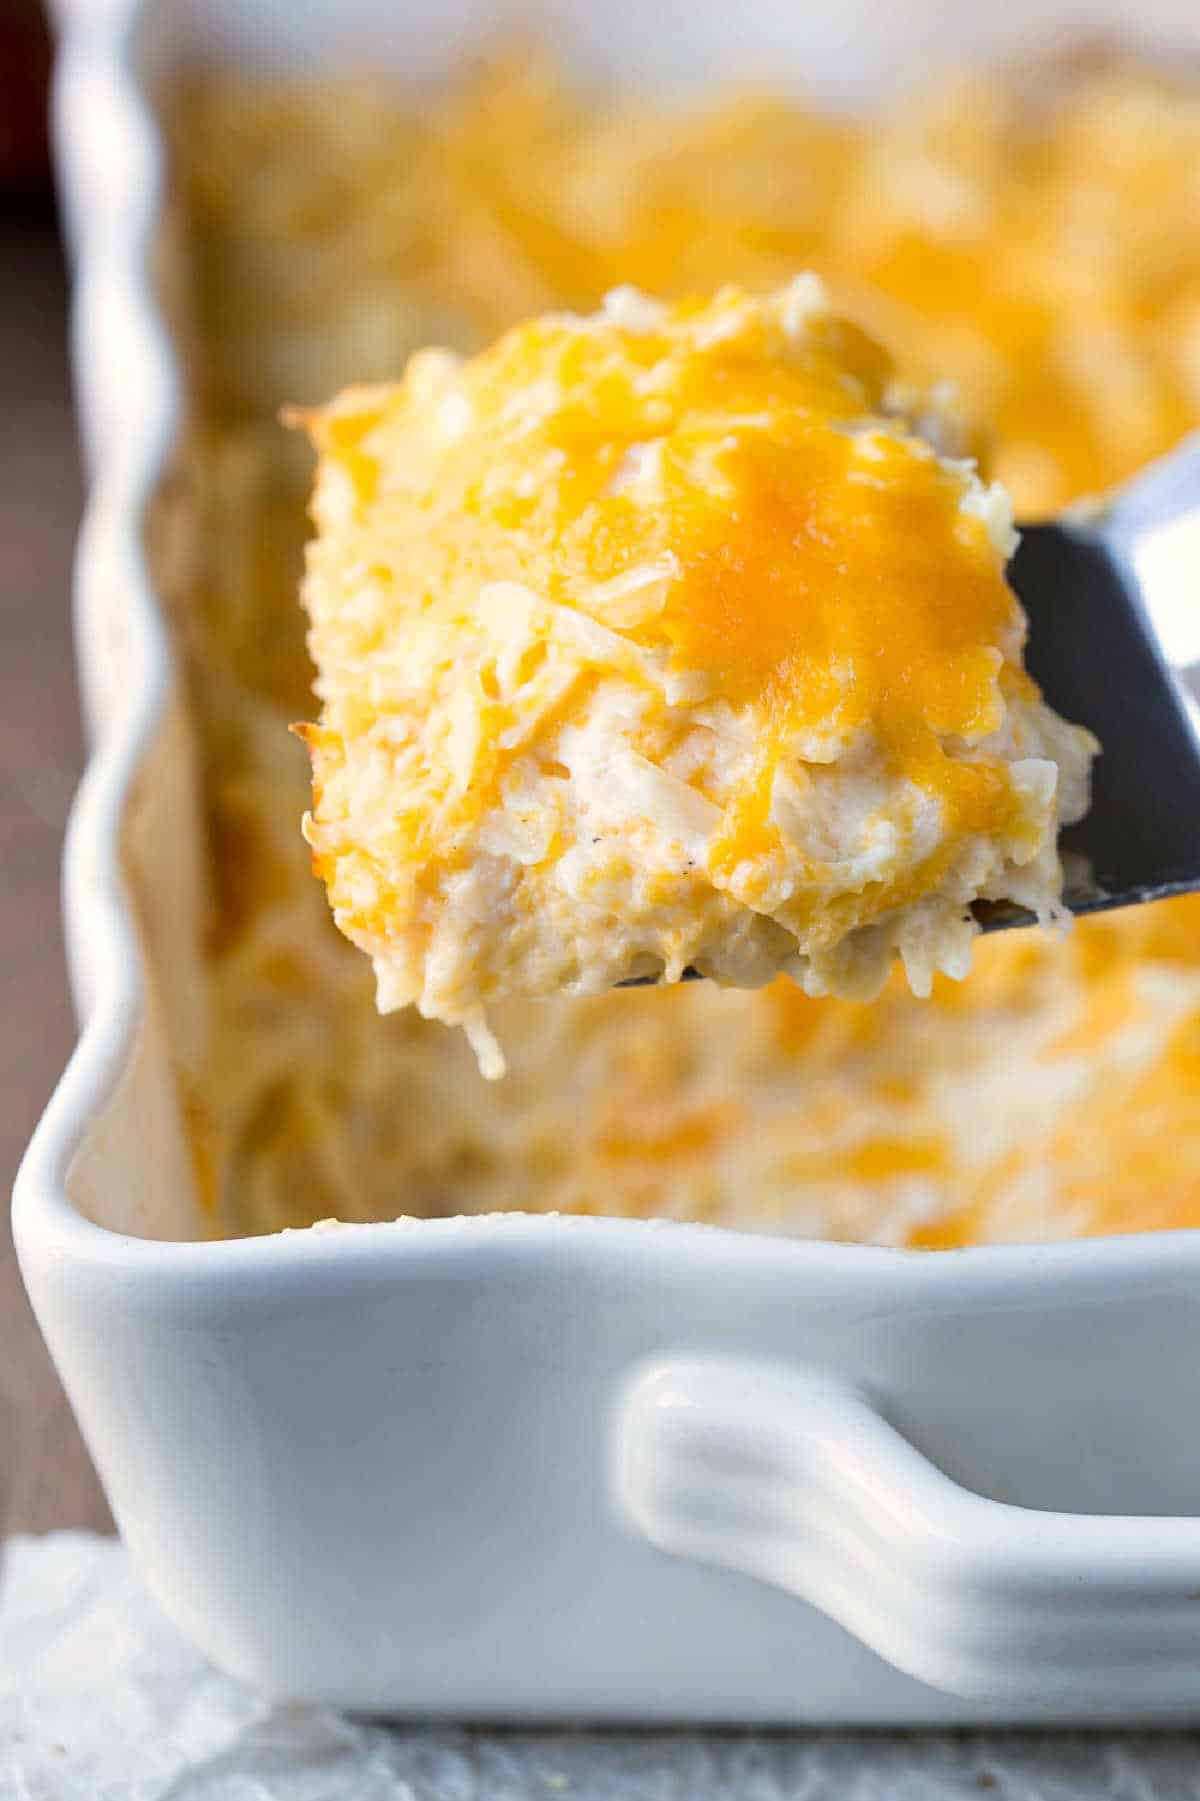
(297, 282, 1093, 1066)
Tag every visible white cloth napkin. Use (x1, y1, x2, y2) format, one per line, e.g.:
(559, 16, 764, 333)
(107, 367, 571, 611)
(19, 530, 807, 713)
(3, 1532, 1200, 1800)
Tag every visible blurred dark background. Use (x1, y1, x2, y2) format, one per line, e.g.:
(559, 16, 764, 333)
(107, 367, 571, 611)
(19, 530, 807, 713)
(0, 0, 110, 1534)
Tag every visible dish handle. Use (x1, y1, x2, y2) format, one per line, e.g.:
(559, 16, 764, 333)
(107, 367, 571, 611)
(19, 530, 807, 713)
(613, 1356, 1200, 1702)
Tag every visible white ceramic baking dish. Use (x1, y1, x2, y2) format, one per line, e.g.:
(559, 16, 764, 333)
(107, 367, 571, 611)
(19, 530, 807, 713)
(15, 0, 1200, 1725)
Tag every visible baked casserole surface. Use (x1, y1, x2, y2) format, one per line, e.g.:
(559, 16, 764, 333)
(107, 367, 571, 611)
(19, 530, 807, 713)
(164, 50, 1200, 1244)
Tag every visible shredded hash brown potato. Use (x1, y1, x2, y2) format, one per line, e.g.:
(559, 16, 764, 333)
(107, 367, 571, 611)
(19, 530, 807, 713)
(295, 281, 1093, 1070)
(164, 47, 1200, 1242)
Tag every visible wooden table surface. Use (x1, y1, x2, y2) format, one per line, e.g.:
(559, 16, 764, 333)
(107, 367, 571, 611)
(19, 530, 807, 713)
(1, 206, 112, 1537)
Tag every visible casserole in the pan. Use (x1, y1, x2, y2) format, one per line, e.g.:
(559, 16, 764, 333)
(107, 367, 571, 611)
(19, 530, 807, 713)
(155, 29, 1200, 1250)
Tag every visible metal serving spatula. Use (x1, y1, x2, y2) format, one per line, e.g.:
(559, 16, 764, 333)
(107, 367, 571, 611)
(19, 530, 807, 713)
(986, 428, 1200, 930)
(622, 432, 1200, 984)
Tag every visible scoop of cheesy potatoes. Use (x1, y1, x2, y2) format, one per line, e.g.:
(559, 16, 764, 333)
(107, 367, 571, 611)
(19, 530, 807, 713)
(295, 279, 1094, 1074)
